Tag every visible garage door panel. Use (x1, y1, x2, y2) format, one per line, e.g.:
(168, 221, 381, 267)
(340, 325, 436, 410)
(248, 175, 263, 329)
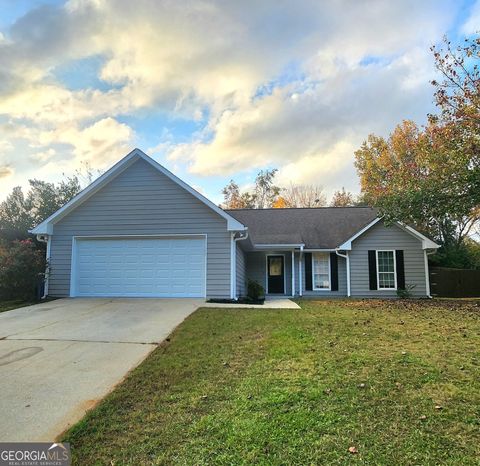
(73, 237, 206, 297)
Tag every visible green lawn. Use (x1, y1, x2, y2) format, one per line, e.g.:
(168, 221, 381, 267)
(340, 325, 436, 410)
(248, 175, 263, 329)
(0, 299, 35, 313)
(64, 299, 480, 465)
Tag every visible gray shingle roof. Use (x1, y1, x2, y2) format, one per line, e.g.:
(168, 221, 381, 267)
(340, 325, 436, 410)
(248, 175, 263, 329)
(226, 207, 378, 249)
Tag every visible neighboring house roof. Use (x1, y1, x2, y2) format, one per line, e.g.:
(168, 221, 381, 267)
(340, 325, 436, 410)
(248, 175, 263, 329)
(226, 207, 379, 249)
(30, 148, 247, 235)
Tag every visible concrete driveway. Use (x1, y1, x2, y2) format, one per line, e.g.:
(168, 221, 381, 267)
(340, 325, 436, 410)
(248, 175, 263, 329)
(0, 298, 201, 441)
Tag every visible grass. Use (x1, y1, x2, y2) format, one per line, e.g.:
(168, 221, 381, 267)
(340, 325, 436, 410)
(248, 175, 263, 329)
(0, 299, 36, 313)
(63, 299, 480, 465)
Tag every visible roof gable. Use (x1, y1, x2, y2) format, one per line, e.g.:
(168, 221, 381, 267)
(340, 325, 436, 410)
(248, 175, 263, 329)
(31, 148, 246, 234)
(338, 218, 439, 250)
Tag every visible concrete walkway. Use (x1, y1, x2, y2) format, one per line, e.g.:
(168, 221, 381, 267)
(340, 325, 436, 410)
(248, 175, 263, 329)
(0, 298, 200, 441)
(203, 298, 300, 309)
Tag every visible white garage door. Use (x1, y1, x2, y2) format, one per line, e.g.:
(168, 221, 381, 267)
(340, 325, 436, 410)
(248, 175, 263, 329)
(72, 237, 206, 297)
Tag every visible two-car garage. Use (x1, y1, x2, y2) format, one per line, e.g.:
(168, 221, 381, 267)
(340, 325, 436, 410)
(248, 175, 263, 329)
(70, 236, 207, 298)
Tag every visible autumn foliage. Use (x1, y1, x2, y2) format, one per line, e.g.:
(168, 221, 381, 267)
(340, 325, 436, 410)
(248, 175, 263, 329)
(355, 35, 480, 268)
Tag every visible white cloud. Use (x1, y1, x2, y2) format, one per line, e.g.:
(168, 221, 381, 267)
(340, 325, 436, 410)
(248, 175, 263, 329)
(0, 165, 14, 179)
(167, 46, 437, 195)
(38, 117, 134, 166)
(0, 0, 462, 201)
(462, 0, 480, 34)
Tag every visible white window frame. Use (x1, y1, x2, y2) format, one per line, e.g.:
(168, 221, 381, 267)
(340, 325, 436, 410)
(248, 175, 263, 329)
(376, 249, 397, 290)
(312, 252, 331, 291)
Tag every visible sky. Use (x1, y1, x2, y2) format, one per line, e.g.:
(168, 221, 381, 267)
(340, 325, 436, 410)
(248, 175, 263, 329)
(0, 0, 479, 204)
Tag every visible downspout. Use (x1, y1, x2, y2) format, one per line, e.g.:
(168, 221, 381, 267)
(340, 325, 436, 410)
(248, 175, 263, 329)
(424, 249, 436, 298)
(299, 245, 303, 297)
(291, 250, 295, 298)
(335, 249, 350, 297)
(232, 230, 249, 300)
(36, 234, 50, 299)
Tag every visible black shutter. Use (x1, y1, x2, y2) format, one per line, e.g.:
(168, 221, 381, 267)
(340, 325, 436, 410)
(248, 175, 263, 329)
(368, 250, 377, 290)
(305, 253, 312, 291)
(330, 252, 338, 291)
(396, 250, 405, 290)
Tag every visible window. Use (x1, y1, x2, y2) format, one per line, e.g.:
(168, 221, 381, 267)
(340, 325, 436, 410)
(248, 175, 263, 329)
(377, 250, 396, 289)
(269, 257, 283, 276)
(313, 253, 330, 290)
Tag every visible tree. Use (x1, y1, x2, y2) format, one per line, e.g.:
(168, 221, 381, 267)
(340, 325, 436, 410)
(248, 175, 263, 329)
(221, 169, 280, 209)
(272, 196, 288, 208)
(330, 187, 356, 207)
(221, 180, 256, 209)
(354, 119, 479, 267)
(354, 35, 480, 268)
(430, 35, 480, 125)
(0, 239, 46, 299)
(0, 187, 33, 241)
(254, 169, 281, 208)
(281, 183, 326, 207)
(0, 176, 82, 241)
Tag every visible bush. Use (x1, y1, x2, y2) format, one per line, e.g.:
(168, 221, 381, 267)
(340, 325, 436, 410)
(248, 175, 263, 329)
(396, 284, 416, 299)
(247, 279, 265, 300)
(0, 239, 46, 300)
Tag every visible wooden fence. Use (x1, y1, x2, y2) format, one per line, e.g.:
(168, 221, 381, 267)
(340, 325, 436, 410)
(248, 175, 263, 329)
(429, 267, 480, 298)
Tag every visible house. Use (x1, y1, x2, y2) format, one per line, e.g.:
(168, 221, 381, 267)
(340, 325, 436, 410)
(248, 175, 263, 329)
(31, 149, 439, 299)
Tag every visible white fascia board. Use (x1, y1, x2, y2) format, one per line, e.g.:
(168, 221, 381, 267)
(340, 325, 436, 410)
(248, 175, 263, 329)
(338, 216, 440, 251)
(254, 243, 305, 249)
(337, 217, 382, 250)
(30, 148, 247, 235)
(396, 222, 440, 249)
(30, 150, 140, 234)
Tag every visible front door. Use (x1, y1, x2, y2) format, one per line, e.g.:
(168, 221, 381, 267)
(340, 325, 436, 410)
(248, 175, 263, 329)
(267, 255, 285, 294)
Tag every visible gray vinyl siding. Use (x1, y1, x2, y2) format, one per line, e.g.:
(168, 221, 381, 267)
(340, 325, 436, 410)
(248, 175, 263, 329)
(295, 253, 348, 297)
(349, 221, 427, 297)
(49, 158, 231, 298)
(245, 251, 293, 296)
(236, 243, 246, 297)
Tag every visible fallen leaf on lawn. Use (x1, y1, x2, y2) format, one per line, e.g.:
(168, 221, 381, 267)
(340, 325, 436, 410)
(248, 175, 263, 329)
(435, 405, 443, 410)
(348, 446, 358, 454)
(419, 415, 427, 420)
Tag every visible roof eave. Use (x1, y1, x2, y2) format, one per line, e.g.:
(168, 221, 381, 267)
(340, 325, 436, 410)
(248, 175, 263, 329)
(254, 243, 305, 249)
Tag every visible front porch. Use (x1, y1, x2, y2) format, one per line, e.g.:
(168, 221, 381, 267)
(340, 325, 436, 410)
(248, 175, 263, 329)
(244, 246, 302, 298)
(237, 245, 349, 299)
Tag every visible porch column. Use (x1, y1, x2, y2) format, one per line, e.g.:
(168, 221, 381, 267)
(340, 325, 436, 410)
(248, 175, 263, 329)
(291, 250, 295, 297)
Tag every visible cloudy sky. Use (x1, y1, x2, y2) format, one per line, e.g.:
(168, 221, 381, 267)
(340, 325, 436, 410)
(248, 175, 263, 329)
(0, 0, 478, 203)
